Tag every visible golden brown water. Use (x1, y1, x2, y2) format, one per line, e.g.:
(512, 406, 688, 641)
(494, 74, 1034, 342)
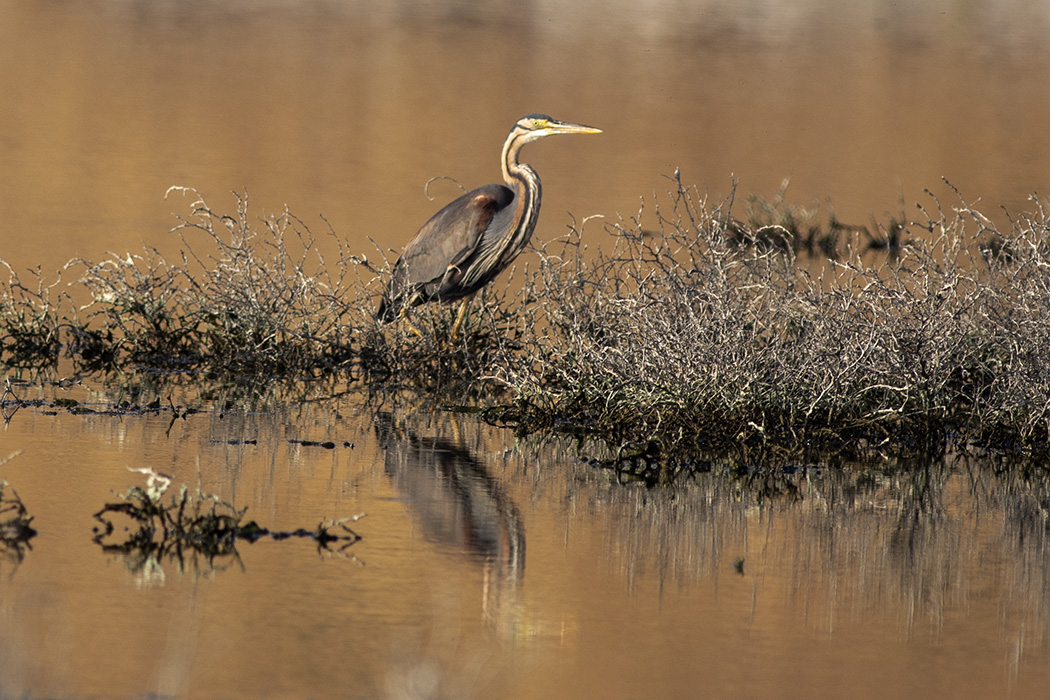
(2, 378, 1049, 698)
(2, 1, 1050, 277)
(3, 1, 1050, 698)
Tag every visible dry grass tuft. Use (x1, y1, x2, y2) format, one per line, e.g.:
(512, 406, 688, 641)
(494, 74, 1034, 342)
(2, 178, 1050, 456)
(69, 188, 363, 374)
(0, 263, 65, 367)
(500, 175, 1050, 454)
(0, 189, 521, 387)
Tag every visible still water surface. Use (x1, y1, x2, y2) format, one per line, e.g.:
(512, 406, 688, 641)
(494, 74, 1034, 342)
(3, 1, 1050, 698)
(2, 377, 1050, 699)
(2, 1, 1050, 275)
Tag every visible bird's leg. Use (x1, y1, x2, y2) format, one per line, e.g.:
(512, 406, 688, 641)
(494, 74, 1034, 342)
(403, 319, 424, 338)
(449, 296, 473, 342)
(396, 308, 424, 338)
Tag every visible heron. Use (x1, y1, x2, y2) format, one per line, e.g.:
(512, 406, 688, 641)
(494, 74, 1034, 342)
(376, 114, 602, 338)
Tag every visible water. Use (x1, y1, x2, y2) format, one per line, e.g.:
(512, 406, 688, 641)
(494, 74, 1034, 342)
(2, 1, 1050, 276)
(1, 377, 1049, 698)
(3, 1, 1050, 698)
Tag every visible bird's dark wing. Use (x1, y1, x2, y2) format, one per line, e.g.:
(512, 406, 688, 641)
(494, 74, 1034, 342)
(379, 184, 514, 319)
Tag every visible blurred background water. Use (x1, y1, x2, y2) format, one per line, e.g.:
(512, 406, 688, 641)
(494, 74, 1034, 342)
(1, 0, 1048, 275)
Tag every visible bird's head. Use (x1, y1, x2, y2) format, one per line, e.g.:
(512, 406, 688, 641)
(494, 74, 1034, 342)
(501, 114, 602, 178)
(513, 114, 603, 143)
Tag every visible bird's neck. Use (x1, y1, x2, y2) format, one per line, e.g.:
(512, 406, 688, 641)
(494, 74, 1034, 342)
(501, 132, 538, 188)
(502, 138, 540, 202)
(501, 137, 520, 186)
(498, 135, 542, 262)
(504, 162, 538, 199)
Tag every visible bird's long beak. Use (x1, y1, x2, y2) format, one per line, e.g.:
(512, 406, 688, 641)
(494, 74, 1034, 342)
(547, 119, 603, 136)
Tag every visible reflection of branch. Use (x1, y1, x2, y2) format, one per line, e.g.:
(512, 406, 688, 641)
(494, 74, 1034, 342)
(1, 380, 22, 425)
(93, 468, 364, 577)
(0, 470, 38, 572)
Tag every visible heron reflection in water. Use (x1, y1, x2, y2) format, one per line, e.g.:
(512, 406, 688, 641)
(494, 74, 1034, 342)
(373, 413, 525, 630)
(376, 114, 601, 337)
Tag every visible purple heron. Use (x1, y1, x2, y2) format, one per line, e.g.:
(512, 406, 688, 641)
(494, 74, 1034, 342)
(376, 114, 601, 337)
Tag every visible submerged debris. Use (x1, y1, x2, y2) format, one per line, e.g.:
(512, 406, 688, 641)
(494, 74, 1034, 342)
(93, 467, 364, 575)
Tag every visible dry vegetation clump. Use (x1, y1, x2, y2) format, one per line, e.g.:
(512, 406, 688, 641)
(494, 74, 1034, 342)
(501, 176, 1050, 454)
(353, 271, 531, 396)
(71, 189, 362, 374)
(0, 189, 519, 389)
(0, 263, 65, 367)
(3, 188, 367, 374)
(93, 467, 363, 574)
(3, 179, 1050, 455)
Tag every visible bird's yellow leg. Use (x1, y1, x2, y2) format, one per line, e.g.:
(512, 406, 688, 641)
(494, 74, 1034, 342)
(395, 308, 423, 338)
(449, 297, 472, 342)
(404, 319, 424, 338)
(401, 316, 422, 340)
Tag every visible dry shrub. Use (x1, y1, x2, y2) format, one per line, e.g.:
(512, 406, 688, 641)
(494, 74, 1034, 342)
(70, 188, 365, 374)
(3, 179, 1050, 454)
(502, 175, 1050, 452)
(354, 269, 529, 395)
(0, 263, 65, 367)
(0, 188, 520, 387)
